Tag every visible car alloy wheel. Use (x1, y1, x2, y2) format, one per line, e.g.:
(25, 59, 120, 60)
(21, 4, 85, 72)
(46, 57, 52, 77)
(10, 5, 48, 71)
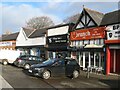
(73, 70, 79, 78)
(42, 70, 50, 79)
(24, 64, 30, 69)
(3, 60, 8, 65)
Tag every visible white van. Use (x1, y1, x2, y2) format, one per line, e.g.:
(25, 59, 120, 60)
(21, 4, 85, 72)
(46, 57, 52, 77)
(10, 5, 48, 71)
(0, 50, 21, 65)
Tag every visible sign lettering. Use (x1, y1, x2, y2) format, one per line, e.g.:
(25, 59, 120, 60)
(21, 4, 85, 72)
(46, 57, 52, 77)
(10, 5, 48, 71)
(70, 27, 105, 40)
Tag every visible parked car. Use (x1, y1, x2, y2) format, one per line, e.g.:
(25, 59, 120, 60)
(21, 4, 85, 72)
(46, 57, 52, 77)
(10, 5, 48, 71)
(28, 58, 80, 79)
(14, 55, 44, 69)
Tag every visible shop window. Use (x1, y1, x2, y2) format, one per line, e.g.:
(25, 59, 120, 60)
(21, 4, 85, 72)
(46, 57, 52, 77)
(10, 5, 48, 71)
(94, 39, 99, 45)
(80, 41, 83, 46)
(90, 52, 94, 67)
(73, 41, 76, 46)
(90, 39, 94, 44)
(76, 41, 79, 46)
(80, 52, 83, 66)
(84, 40, 89, 45)
(95, 53, 99, 67)
(99, 39, 104, 45)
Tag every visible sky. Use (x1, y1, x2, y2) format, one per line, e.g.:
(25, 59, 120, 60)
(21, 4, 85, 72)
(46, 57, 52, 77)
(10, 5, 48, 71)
(0, 0, 119, 35)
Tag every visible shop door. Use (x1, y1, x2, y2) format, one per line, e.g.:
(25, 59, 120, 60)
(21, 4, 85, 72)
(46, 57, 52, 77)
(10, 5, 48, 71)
(110, 50, 115, 73)
(85, 52, 89, 68)
(116, 49, 120, 74)
(76, 52, 83, 67)
(110, 49, 120, 74)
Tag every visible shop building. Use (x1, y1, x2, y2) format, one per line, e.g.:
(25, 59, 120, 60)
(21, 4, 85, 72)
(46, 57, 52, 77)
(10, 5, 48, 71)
(16, 27, 47, 58)
(100, 10, 120, 74)
(47, 23, 74, 59)
(69, 8, 106, 71)
(0, 32, 19, 50)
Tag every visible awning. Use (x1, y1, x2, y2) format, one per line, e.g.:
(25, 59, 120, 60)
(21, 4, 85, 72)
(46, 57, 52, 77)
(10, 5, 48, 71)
(84, 44, 104, 48)
(47, 45, 68, 51)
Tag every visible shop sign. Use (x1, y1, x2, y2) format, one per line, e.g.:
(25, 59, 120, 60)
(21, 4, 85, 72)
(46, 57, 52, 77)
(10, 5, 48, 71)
(0, 41, 12, 46)
(106, 24, 120, 40)
(70, 27, 105, 40)
(47, 34, 68, 44)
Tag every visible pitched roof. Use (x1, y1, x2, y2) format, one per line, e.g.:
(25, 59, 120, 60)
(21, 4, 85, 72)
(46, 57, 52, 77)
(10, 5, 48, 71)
(22, 27, 34, 37)
(100, 9, 120, 26)
(29, 23, 75, 38)
(1, 32, 19, 41)
(84, 8, 104, 26)
(29, 28, 47, 38)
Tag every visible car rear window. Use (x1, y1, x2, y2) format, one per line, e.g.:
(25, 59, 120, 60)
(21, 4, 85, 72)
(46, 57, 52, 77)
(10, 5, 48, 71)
(20, 56, 28, 59)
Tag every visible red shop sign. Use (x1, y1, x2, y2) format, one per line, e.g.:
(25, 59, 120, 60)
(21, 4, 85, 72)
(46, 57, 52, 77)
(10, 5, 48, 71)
(70, 27, 105, 40)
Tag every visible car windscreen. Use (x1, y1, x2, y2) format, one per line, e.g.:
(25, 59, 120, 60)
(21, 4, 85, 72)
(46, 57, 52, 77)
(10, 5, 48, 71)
(42, 59, 56, 65)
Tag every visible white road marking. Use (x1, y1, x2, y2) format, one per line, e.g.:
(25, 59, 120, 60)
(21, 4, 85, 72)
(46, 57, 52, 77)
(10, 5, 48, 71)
(0, 75, 14, 89)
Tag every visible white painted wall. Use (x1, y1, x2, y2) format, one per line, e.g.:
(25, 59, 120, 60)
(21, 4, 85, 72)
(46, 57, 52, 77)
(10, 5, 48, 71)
(16, 28, 27, 46)
(16, 28, 46, 47)
(48, 26, 69, 36)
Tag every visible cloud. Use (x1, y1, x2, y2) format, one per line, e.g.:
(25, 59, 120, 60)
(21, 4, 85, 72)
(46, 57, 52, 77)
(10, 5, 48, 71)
(1, 3, 62, 34)
(1, 1, 118, 35)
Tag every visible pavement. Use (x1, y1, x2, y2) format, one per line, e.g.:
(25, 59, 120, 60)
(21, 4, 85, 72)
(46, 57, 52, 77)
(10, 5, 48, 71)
(80, 70, 120, 80)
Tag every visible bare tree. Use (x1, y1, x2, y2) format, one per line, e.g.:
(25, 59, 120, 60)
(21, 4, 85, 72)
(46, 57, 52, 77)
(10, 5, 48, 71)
(63, 13, 80, 24)
(26, 16, 54, 30)
(4, 30, 12, 35)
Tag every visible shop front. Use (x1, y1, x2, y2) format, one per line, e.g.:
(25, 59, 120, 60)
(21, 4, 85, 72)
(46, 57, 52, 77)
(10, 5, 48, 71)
(16, 28, 46, 58)
(105, 24, 120, 75)
(70, 27, 106, 71)
(47, 34, 70, 59)
(47, 23, 74, 59)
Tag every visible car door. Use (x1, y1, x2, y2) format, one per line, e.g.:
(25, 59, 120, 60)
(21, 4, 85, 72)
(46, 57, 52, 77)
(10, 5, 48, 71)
(50, 59, 65, 76)
(65, 60, 77, 76)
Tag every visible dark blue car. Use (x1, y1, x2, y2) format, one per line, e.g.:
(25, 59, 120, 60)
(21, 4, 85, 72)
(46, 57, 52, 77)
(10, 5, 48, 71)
(28, 58, 80, 79)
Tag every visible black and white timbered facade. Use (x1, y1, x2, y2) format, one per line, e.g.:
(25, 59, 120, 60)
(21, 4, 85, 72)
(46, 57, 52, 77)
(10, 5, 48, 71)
(70, 8, 106, 71)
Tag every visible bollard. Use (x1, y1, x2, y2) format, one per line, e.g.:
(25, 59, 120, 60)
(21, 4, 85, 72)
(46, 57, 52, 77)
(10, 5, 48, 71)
(86, 66, 90, 78)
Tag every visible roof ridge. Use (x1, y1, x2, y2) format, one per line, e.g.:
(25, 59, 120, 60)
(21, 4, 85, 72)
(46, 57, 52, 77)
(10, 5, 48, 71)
(105, 9, 120, 14)
(28, 29, 36, 37)
(84, 7, 104, 15)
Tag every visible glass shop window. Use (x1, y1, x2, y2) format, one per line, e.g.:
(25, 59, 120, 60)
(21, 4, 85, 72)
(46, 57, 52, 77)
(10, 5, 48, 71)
(84, 40, 89, 45)
(90, 39, 94, 44)
(79, 41, 83, 45)
(100, 39, 104, 45)
(73, 41, 76, 46)
(76, 41, 79, 46)
(94, 39, 99, 45)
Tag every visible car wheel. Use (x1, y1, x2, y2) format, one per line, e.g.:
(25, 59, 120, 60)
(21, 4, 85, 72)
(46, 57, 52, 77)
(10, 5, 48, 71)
(24, 64, 30, 69)
(42, 70, 51, 79)
(2, 59, 8, 65)
(73, 70, 79, 78)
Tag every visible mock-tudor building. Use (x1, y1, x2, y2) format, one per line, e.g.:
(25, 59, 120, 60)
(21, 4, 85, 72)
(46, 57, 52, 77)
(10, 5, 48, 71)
(69, 8, 106, 72)
(100, 9, 120, 75)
